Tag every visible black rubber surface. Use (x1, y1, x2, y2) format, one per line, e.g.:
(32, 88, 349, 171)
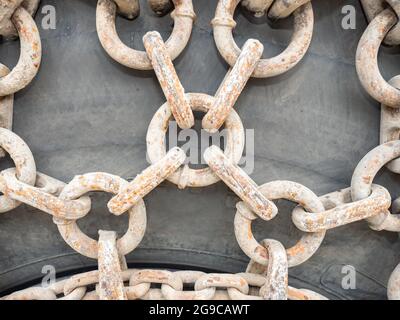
(1, 0, 400, 299)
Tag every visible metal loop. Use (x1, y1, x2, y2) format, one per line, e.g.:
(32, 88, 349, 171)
(204, 145, 278, 220)
(0, 7, 41, 96)
(356, 9, 400, 107)
(0, 0, 40, 39)
(0, 168, 91, 219)
(129, 269, 184, 291)
(161, 271, 216, 300)
(0, 128, 36, 213)
(351, 141, 400, 230)
(96, 0, 195, 70)
(55, 172, 147, 259)
(292, 185, 391, 232)
(234, 180, 326, 267)
(108, 147, 186, 215)
(360, 0, 400, 46)
(194, 273, 249, 295)
(146, 93, 245, 188)
(269, 0, 311, 19)
(213, 0, 314, 78)
(97, 230, 127, 300)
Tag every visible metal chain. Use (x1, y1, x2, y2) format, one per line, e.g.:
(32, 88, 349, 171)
(1, 0, 400, 300)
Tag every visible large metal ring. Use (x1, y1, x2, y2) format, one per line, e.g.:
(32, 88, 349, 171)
(212, 0, 314, 78)
(0, 7, 41, 96)
(0, 128, 36, 213)
(356, 9, 400, 108)
(234, 180, 325, 267)
(96, 0, 196, 70)
(146, 93, 245, 188)
(54, 172, 147, 259)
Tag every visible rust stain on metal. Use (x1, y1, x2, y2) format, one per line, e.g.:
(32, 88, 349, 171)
(108, 147, 186, 215)
(97, 230, 127, 300)
(0, 7, 41, 96)
(202, 39, 263, 132)
(143, 31, 194, 129)
(96, 0, 195, 70)
(212, 0, 313, 78)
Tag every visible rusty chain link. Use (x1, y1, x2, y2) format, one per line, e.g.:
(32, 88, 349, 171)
(1, 0, 400, 300)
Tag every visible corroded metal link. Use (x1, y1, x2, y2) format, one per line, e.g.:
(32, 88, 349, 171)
(212, 0, 313, 78)
(360, 0, 400, 46)
(0, 7, 41, 96)
(143, 31, 194, 129)
(0, 64, 13, 158)
(242, 0, 310, 19)
(194, 273, 249, 295)
(148, 0, 174, 16)
(202, 39, 263, 132)
(204, 145, 278, 220)
(356, 9, 400, 108)
(108, 147, 186, 215)
(388, 262, 400, 300)
(257, 239, 288, 300)
(241, 0, 274, 17)
(96, 0, 195, 70)
(97, 230, 127, 300)
(292, 185, 391, 232)
(147, 93, 245, 188)
(55, 172, 147, 259)
(351, 141, 400, 231)
(161, 271, 216, 300)
(114, 0, 139, 19)
(269, 0, 310, 19)
(130, 270, 184, 291)
(0, 128, 36, 213)
(235, 180, 325, 267)
(0, 168, 91, 219)
(0, 0, 40, 39)
(2, 268, 328, 300)
(380, 76, 400, 173)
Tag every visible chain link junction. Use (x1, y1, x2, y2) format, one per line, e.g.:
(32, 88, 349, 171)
(1, 0, 400, 300)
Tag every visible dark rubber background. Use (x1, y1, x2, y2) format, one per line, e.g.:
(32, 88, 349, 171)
(1, 0, 400, 299)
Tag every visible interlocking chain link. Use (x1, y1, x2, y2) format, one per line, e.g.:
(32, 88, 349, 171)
(212, 0, 314, 78)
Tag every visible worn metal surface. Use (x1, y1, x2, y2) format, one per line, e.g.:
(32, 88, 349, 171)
(108, 147, 186, 214)
(96, 0, 195, 70)
(143, 31, 194, 129)
(1, 0, 400, 300)
(55, 172, 147, 259)
(205, 145, 278, 220)
(202, 39, 263, 132)
(97, 230, 127, 300)
(212, 0, 313, 78)
(234, 180, 325, 267)
(360, 0, 400, 46)
(0, 7, 41, 96)
(0, 0, 40, 39)
(147, 93, 245, 188)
